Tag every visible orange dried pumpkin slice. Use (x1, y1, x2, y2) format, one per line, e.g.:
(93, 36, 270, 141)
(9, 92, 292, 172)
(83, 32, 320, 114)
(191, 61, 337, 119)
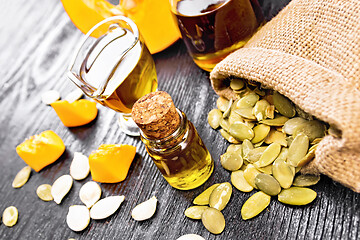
(89, 144, 136, 183)
(51, 99, 98, 127)
(16, 130, 66, 172)
(60, 0, 180, 54)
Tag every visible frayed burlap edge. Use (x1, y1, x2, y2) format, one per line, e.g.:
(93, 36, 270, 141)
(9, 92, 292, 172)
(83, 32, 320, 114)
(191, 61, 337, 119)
(210, 47, 360, 193)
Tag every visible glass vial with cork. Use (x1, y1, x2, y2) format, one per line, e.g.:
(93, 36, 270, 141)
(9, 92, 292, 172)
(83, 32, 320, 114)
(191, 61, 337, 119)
(131, 91, 214, 190)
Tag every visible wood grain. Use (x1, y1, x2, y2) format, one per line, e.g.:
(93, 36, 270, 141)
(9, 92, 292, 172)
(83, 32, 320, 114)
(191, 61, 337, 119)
(0, 0, 359, 239)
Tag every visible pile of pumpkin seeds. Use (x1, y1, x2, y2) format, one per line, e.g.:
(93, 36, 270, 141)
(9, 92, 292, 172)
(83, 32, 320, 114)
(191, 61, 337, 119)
(199, 78, 326, 227)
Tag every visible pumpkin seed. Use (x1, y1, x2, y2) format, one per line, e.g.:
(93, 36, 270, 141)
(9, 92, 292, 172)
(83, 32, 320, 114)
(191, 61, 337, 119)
(226, 144, 242, 155)
(297, 144, 317, 167)
(265, 105, 275, 119)
(209, 182, 232, 211)
(228, 111, 244, 125)
(70, 152, 90, 181)
(66, 205, 90, 232)
(176, 234, 206, 240)
(231, 170, 254, 192)
(293, 120, 326, 142)
(222, 99, 233, 118)
(272, 159, 294, 189)
(201, 208, 225, 234)
(220, 129, 240, 143)
(278, 187, 317, 205)
(311, 138, 323, 145)
(235, 93, 259, 109)
(255, 173, 281, 196)
(229, 122, 254, 141)
(230, 79, 245, 90)
(276, 147, 289, 161)
(2, 206, 18, 227)
(131, 196, 157, 221)
(64, 89, 83, 103)
(12, 165, 31, 188)
(193, 184, 220, 205)
(241, 191, 271, 220)
(233, 108, 256, 120)
(264, 129, 287, 146)
(41, 90, 60, 105)
(242, 139, 254, 157)
(260, 115, 289, 126)
(184, 206, 209, 220)
(283, 117, 307, 135)
(293, 175, 320, 187)
(244, 120, 256, 128)
(220, 152, 243, 171)
(257, 143, 281, 167)
(51, 175, 73, 204)
(90, 195, 125, 220)
(245, 147, 267, 163)
(253, 99, 270, 121)
(79, 181, 102, 208)
(36, 184, 53, 201)
(273, 91, 296, 117)
(243, 164, 260, 188)
(219, 118, 231, 132)
(255, 164, 273, 175)
(216, 97, 229, 112)
(208, 109, 223, 129)
(251, 124, 271, 144)
(288, 133, 309, 167)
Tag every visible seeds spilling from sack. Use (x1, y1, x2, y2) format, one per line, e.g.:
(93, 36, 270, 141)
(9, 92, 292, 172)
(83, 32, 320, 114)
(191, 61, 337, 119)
(207, 78, 326, 220)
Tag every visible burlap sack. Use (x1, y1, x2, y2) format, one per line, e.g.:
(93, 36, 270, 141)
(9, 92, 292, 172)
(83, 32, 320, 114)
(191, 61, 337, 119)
(210, 0, 360, 192)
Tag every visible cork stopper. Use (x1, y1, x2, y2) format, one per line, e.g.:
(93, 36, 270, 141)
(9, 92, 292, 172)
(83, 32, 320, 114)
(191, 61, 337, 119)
(131, 91, 181, 139)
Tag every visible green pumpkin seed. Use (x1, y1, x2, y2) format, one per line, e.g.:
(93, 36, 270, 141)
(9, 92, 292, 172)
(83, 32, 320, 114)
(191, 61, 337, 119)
(226, 144, 242, 155)
(241, 191, 271, 220)
(12, 165, 31, 188)
(229, 122, 254, 141)
(222, 99, 233, 118)
(257, 143, 281, 167)
(36, 184, 53, 201)
(273, 91, 296, 117)
(254, 140, 265, 148)
(293, 120, 326, 142)
(297, 144, 317, 167)
(231, 170, 254, 192)
(216, 97, 229, 112)
(254, 164, 273, 175)
(251, 124, 271, 144)
(193, 184, 220, 205)
(209, 182, 232, 211)
(220, 152, 243, 171)
(244, 120, 256, 128)
(243, 164, 261, 188)
(260, 115, 289, 126)
(253, 99, 270, 121)
(265, 105, 275, 119)
(220, 129, 240, 144)
(283, 117, 307, 135)
(245, 147, 267, 163)
(272, 159, 294, 189)
(208, 109, 222, 129)
(228, 111, 244, 125)
(235, 93, 259, 109)
(220, 118, 231, 132)
(184, 206, 209, 219)
(2, 206, 18, 227)
(276, 147, 289, 161)
(254, 88, 266, 97)
(288, 133, 309, 167)
(278, 187, 317, 205)
(233, 108, 256, 120)
(230, 79, 245, 90)
(286, 136, 294, 147)
(293, 175, 320, 187)
(201, 208, 225, 234)
(242, 139, 254, 158)
(255, 173, 281, 196)
(264, 129, 287, 146)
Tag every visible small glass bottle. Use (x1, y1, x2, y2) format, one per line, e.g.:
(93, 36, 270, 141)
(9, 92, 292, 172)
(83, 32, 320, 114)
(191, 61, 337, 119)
(132, 91, 214, 190)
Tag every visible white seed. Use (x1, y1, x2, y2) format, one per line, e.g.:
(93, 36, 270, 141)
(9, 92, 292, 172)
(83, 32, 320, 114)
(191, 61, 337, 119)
(79, 181, 101, 208)
(12, 166, 32, 188)
(90, 196, 125, 220)
(51, 175, 73, 204)
(70, 152, 90, 180)
(2, 206, 18, 227)
(41, 90, 60, 104)
(66, 205, 90, 232)
(64, 89, 83, 103)
(176, 234, 206, 240)
(131, 196, 157, 221)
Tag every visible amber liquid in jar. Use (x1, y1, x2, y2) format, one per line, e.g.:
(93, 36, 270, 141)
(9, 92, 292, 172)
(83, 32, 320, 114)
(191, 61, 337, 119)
(79, 26, 158, 113)
(141, 110, 213, 190)
(171, 0, 264, 71)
